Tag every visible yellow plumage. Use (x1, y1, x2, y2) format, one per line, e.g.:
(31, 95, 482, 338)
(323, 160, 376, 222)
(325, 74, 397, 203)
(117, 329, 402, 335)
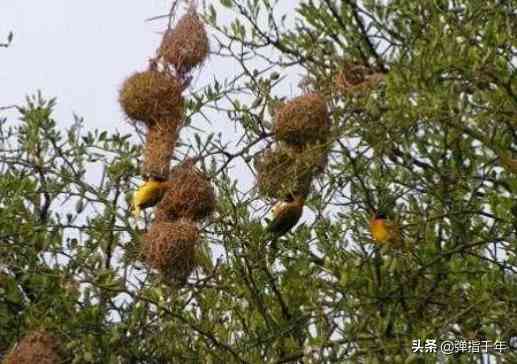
(370, 218, 390, 242)
(369, 213, 401, 245)
(131, 178, 166, 218)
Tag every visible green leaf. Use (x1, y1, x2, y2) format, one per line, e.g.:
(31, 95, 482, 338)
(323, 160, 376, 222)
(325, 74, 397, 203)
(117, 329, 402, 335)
(220, 0, 233, 8)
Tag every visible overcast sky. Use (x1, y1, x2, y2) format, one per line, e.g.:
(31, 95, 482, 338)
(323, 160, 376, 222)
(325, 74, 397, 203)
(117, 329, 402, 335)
(2, 1, 302, 185)
(1, 1, 204, 132)
(1, 0, 299, 127)
(0, 0, 320, 269)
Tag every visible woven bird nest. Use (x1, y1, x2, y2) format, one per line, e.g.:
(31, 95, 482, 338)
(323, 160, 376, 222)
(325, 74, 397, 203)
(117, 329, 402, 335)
(142, 219, 199, 283)
(274, 93, 329, 145)
(4, 330, 61, 364)
(335, 63, 384, 95)
(255, 144, 329, 199)
(160, 10, 209, 73)
(119, 69, 184, 125)
(142, 121, 181, 180)
(157, 161, 216, 221)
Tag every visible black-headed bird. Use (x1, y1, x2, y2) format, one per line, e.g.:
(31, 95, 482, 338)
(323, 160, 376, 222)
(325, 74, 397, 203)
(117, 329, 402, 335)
(267, 195, 305, 237)
(369, 211, 401, 246)
(131, 177, 167, 218)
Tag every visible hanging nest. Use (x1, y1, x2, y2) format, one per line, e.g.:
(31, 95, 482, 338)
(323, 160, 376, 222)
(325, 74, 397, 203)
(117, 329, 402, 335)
(160, 10, 209, 73)
(153, 204, 170, 223)
(255, 144, 329, 199)
(142, 219, 199, 284)
(273, 93, 329, 145)
(119, 69, 184, 125)
(335, 63, 384, 95)
(157, 160, 216, 221)
(142, 121, 180, 180)
(4, 329, 62, 364)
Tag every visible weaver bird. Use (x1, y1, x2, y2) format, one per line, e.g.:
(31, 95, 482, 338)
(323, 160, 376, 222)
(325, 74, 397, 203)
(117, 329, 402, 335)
(267, 195, 305, 237)
(131, 177, 167, 218)
(369, 211, 401, 245)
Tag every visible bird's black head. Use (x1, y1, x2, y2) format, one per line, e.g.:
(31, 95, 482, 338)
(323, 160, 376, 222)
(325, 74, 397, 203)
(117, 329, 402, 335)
(285, 194, 295, 203)
(375, 211, 387, 219)
(145, 175, 167, 182)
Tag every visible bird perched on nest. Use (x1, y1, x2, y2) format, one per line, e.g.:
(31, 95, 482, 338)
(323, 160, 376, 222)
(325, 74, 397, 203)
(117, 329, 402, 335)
(267, 194, 305, 237)
(369, 210, 401, 246)
(131, 177, 167, 218)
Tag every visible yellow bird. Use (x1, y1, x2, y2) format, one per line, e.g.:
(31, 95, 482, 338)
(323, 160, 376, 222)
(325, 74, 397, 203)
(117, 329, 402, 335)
(369, 211, 401, 245)
(267, 195, 305, 237)
(131, 177, 167, 218)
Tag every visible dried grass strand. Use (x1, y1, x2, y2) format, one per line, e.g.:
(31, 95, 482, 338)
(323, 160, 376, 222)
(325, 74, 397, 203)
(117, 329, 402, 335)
(159, 10, 209, 73)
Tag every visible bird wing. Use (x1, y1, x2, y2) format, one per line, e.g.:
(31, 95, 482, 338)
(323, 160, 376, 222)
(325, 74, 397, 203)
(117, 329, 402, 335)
(272, 201, 287, 216)
(131, 181, 165, 217)
(385, 221, 402, 245)
(267, 205, 303, 236)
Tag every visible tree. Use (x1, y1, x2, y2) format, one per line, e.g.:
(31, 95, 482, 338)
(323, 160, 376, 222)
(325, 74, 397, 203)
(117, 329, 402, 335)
(0, 32, 13, 48)
(1, 0, 517, 363)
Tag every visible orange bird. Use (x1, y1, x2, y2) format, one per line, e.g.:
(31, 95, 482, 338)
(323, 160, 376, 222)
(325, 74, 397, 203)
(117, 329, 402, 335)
(369, 211, 401, 246)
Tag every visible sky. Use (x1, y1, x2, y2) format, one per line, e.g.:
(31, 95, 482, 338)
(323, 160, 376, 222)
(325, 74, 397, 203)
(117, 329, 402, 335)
(1, 1, 201, 132)
(0, 0, 317, 302)
(0, 0, 319, 258)
(0, 0, 311, 233)
(0, 0, 299, 130)
(1, 4, 512, 360)
(0, 0, 303, 299)
(1, 0, 302, 190)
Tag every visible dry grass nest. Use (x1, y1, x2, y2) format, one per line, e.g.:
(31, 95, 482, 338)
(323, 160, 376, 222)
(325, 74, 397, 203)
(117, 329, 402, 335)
(142, 219, 199, 283)
(255, 143, 329, 199)
(142, 122, 180, 180)
(274, 93, 329, 145)
(119, 69, 184, 126)
(160, 11, 209, 73)
(4, 329, 61, 364)
(335, 63, 384, 95)
(157, 161, 216, 221)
